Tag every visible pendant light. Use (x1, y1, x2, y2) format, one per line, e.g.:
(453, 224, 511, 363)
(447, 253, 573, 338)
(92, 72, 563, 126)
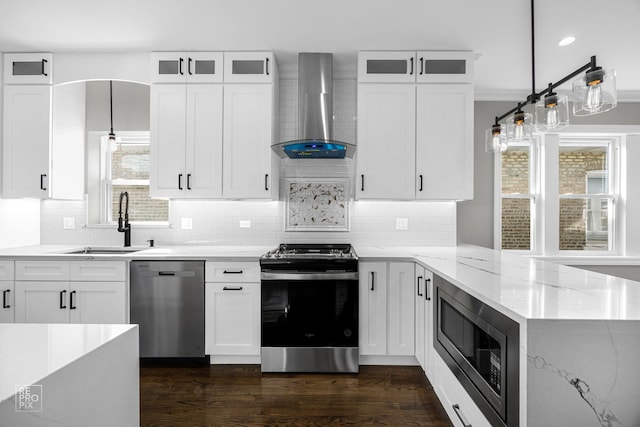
(108, 80, 116, 144)
(535, 83, 569, 131)
(485, 0, 617, 153)
(485, 120, 507, 153)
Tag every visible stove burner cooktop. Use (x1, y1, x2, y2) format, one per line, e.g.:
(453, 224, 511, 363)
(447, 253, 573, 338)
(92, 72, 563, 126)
(261, 244, 356, 260)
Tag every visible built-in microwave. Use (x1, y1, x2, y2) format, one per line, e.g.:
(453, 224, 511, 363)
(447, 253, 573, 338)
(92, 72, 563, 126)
(434, 275, 519, 427)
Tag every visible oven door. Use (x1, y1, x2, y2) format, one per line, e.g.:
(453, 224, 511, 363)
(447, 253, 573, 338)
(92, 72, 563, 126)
(261, 274, 359, 348)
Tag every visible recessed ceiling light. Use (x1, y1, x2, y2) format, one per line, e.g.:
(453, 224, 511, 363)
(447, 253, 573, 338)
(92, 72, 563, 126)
(558, 36, 576, 47)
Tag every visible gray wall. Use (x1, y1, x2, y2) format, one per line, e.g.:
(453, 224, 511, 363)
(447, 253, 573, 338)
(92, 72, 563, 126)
(458, 101, 640, 249)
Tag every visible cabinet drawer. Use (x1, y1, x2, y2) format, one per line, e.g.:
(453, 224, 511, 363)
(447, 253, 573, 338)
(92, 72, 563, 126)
(0, 261, 14, 281)
(206, 261, 260, 283)
(70, 261, 126, 282)
(15, 261, 69, 281)
(434, 353, 492, 427)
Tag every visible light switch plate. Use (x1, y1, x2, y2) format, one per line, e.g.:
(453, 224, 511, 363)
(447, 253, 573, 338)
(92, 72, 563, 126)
(239, 220, 251, 228)
(395, 218, 408, 230)
(63, 217, 75, 229)
(181, 217, 193, 230)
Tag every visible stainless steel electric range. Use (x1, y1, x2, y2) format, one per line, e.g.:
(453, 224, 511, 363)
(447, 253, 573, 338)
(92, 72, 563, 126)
(260, 244, 359, 373)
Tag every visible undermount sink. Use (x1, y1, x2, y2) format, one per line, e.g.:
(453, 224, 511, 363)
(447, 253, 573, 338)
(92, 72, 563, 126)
(65, 247, 142, 255)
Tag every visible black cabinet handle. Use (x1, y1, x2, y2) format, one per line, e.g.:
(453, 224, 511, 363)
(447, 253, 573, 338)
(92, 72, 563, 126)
(179, 57, 184, 75)
(419, 175, 423, 192)
(178, 174, 183, 190)
(188, 57, 193, 75)
(417, 276, 423, 297)
(223, 286, 243, 291)
(2, 289, 10, 309)
(452, 404, 472, 427)
(409, 57, 414, 75)
(361, 175, 365, 192)
(41, 59, 48, 76)
(70, 290, 76, 310)
(265, 174, 269, 191)
(419, 57, 424, 75)
(370, 271, 375, 291)
(40, 174, 47, 191)
(187, 174, 192, 190)
(59, 290, 67, 309)
(266, 57, 270, 75)
(425, 278, 431, 301)
(223, 270, 244, 274)
(159, 271, 176, 276)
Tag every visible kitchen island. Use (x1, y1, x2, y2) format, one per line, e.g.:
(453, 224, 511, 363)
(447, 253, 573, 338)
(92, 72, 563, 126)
(0, 323, 139, 427)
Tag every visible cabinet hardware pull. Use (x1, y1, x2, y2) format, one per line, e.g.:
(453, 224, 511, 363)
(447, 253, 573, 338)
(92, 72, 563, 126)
(70, 290, 76, 310)
(41, 59, 48, 76)
(266, 57, 270, 75)
(40, 174, 47, 191)
(187, 174, 192, 190)
(370, 271, 375, 291)
(419, 175, 423, 192)
(419, 57, 424, 75)
(265, 174, 269, 191)
(452, 404, 472, 427)
(223, 270, 243, 274)
(159, 271, 176, 276)
(417, 276, 423, 297)
(223, 286, 243, 291)
(179, 57, 184, 75)
(409, 57, 414, 75)
(178, 174, 183, 190)
(425, 278, 431, 301)
(361, 175, 365, 191)
(2, 289, 10, 309)
(188, 57, 193, 75)
(59, 290, 67, 309)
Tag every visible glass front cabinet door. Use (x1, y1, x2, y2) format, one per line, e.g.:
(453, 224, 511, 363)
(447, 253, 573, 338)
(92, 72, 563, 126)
(150, 52, 223, 83)
(357, 51, 417, 83)
(223, 52, 274, 83)
(3, 53, 53, 84)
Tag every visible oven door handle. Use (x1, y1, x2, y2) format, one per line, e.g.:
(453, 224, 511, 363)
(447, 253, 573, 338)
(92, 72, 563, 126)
(261, 272, 359, 281)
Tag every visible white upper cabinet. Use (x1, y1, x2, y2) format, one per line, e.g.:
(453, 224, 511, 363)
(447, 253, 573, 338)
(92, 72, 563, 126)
(358, 51, 417, 83)
(150, 52, 223, 83)
(4, 53, 53, 84)
(416, 84, 473, 200)
(416, 51, 474, 83)
(223, 52, 275, 83)
(222, 84, 277, 199)
(3, 85, 52, 198)
(150, 83, 223, 198)
(356, 84, 416, 200)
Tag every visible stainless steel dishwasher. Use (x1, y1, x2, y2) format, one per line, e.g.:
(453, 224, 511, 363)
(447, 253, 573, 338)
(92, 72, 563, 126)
(130, 261, 205, 358)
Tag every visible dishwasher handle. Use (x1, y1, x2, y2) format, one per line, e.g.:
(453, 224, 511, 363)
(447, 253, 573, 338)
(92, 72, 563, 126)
(158, 271, 176, 276)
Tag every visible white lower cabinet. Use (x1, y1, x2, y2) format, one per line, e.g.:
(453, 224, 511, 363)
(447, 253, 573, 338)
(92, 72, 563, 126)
(0, 261, 15, 323)
(434, 351, 492, 427)
(415, 264, 435, 379)
(13, 261, 126, 324)
(205, 282, 260, 356)
(359, 261, 414, 357)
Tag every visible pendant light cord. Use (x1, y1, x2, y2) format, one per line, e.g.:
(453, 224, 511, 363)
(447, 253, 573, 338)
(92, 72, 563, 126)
(530, 0, 537, 103)
(109, 80, 114, 136)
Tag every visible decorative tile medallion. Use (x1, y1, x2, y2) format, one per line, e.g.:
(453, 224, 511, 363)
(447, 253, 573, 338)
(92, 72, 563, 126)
(285, 179, 349, 231)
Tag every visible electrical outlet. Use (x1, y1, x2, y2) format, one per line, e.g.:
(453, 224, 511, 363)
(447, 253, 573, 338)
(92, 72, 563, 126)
(181, 217, 193, 230)
(239, 220, 251, 228)
(395, 218, 408, 230)
(63, 217, 75, 229)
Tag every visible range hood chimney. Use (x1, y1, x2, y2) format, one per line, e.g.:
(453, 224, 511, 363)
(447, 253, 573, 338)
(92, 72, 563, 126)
(272, 53, 355, 159)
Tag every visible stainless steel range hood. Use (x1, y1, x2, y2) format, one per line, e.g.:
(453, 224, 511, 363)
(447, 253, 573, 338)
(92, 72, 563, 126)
(272, 53, 356, 159)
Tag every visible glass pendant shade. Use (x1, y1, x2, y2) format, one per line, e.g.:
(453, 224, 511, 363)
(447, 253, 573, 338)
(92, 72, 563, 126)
(506, 111, 533, 143)
(572, 67, 617, 116)
(535, 93, 569, 131)
(485, 123, 507, 153)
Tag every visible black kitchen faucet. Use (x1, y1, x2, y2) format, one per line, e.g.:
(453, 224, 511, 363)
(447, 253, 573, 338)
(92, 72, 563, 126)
(118, 191, 131, 247)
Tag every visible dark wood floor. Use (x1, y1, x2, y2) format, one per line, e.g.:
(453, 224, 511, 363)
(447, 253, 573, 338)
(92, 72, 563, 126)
(140, 364, 453, 426)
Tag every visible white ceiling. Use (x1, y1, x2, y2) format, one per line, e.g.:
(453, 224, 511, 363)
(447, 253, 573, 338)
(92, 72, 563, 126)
(1, 0, 639, 100)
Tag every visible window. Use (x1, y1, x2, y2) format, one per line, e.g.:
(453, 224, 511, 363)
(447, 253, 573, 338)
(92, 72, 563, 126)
(558, 142, 614, 251)
(495, 134, 619, 255)
(88, 132, 168, 224)
(498, 142, 538, 251)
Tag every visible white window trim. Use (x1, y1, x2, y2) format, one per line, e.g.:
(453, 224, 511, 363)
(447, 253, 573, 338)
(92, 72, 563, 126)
(495, 129, 627, 257)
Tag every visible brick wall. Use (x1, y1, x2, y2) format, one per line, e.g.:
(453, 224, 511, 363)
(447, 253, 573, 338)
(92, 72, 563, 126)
(501, 150, 531, 249)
